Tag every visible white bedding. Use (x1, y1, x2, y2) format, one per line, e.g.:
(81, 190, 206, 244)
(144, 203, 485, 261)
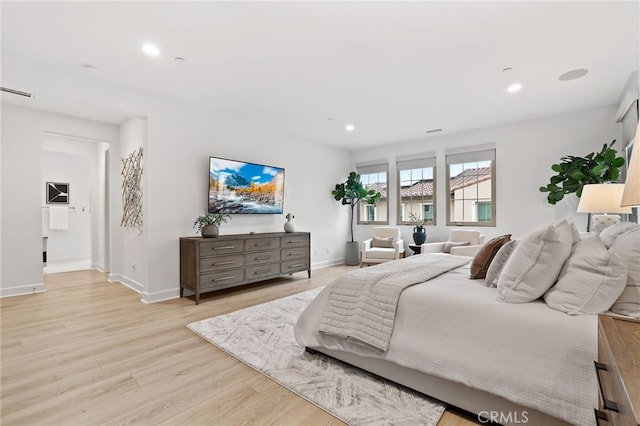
(294, 263, 598, 426)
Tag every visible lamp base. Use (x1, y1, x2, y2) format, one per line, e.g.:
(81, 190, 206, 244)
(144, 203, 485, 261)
(591, 214, 621, 233)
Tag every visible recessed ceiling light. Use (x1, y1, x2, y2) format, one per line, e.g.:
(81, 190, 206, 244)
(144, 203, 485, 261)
(345, 123, 355, 132)
(174, 57, 185, 63)
(426, 128, 442, 134)
(142, 43, 160, 56)
(559, 68, 588, 81)
(507, 83, 523, 93)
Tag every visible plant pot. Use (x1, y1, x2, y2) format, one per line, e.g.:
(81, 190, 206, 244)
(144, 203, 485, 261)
(412, 227, 427, 245)
(345, 241, 360, 266)
(202, 225, 219, 238)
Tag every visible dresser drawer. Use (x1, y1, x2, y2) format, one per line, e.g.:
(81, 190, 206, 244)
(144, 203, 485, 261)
(200, 240, 244, 256)
(246, 237, 280, 252)
(246, 263, 280, 280)
(282, 247, 310, 261)
(282, 258, 309, 274)
(200, 269, 244, 290)
(245, 250, 280, 266)
(596, 316, 640, 426)
(199, 254, 244, 272)
(282, 235, 309, 248)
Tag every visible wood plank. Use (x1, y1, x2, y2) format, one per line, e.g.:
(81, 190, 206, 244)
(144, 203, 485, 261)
(0, 265, 477, 425)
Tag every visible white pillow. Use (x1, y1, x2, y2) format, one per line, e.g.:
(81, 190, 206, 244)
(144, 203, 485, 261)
(599, 222, 638, 248)
(485, 240, 518, 287)
(544, 235, 627, 315)
(497, 219, 573, 303)
(609, 225, 640, 318)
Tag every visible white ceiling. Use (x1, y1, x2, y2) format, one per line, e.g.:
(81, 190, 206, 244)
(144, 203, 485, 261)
(1, 1, 638, 150)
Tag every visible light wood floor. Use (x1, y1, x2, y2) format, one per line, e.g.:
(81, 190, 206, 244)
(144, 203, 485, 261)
(1, 266, 478, 426)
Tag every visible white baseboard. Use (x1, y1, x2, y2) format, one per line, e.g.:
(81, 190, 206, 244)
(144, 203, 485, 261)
(141, 288, 180, 304)
(92, 262, 106, 272)
(108, 273, 143, 294)
(311, 258, 346, 270)
(1, 282, 47, 298)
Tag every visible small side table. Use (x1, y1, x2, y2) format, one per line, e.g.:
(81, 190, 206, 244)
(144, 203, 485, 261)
(409, 244, 421, 255)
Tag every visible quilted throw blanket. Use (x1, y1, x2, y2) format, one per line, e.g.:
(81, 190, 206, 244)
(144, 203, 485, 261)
(318, 254, 470, 351)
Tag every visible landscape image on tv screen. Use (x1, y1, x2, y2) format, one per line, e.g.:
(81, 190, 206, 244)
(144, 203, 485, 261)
(208, 156, 285, 214)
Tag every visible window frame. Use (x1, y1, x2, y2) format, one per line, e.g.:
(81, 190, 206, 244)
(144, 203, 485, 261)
(445, 149, 496, 227)
(396, 157, 437, 226)
(356, 163, 389, 225)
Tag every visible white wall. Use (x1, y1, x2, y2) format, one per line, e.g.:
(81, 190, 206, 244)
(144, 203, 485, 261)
(1, 104, 119, 296)
(2, 55, 352, 302)
(351, 105, 620, 249)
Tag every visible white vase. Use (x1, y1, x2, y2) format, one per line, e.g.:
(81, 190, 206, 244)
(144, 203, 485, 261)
(284, 213, 296, 233)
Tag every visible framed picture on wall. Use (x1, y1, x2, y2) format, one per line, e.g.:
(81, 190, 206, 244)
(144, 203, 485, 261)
(46, 182, 69, 204)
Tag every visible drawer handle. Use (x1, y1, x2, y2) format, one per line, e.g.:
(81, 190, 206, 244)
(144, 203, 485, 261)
(287, 240, 303, 244)
(594, 361, 620, 412)
(214, 261, 235, 266)
(211, 276, 235, 282)
(287, 252, 303, 256)
(254, 269, 272, 275)
(213, 246, 235, 250)
(594, 408, 608, 425)
(288, 264, 304, 269)
(255, 256, 272, 260)
(254, 242, 272, 247)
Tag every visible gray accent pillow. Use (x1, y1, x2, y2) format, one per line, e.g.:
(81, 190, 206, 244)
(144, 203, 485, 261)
(372, 235, 395, 248)
(485, 240, 518, 287)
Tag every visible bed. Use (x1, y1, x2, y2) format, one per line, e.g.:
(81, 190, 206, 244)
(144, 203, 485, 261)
(294, 256, 598, 426)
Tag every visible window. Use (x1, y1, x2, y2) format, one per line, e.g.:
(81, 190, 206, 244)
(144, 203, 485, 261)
(446, 148, 496, 226)
(397, 157, 436, 225)
(356, 163, 388, 224)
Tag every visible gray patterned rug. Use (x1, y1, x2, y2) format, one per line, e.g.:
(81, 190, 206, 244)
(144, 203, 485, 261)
(187, 288, 446, 426)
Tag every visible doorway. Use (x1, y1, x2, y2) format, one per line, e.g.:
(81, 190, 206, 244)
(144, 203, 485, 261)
(42, 133, 109, 274)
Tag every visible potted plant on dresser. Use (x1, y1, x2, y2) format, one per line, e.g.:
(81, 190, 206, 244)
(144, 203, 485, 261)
(193, 213, 231, 238)
(332, 171, 382, 265)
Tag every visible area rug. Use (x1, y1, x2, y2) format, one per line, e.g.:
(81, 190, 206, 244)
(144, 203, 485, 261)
(187, 288, 446, 426)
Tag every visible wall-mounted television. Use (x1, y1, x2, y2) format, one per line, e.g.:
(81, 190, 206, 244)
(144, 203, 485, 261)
(208, 156, 285, 214)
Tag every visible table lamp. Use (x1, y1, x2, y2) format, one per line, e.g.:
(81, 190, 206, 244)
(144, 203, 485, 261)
(577, 183, 632, 232)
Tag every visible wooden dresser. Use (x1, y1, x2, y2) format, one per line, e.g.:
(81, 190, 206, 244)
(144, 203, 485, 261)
(595, 314, 640, 426)
(180, 232, 311, 304)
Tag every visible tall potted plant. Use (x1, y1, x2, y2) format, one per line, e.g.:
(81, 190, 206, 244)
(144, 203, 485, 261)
(539, 141, 625, 204)
(332, 171, 382, 265)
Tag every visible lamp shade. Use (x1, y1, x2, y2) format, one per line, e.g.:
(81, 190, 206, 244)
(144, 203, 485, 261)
(621, 121, 640, 207)
(577, 184, 632, 214)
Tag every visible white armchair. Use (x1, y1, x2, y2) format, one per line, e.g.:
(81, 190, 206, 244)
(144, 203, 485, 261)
(421, 229, 485, 257)
(360, 227, 405, 267)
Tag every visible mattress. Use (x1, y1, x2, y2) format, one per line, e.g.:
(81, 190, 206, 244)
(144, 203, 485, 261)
(294, 263, 598, 426)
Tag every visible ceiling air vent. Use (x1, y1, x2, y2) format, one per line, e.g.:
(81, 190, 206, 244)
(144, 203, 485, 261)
(1, 87, 33, 99)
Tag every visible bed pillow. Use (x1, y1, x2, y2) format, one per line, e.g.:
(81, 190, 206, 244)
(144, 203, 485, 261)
(485, 240, 518, 287)
(608, 225, 640, 318)
(544, 235, 627, 315)
(497, 219, 573, 303)
(443, 240, 469, 253)
(469, 234, 512, 279)
(599, 222, 638, 247)
(372, 235, 395, 248)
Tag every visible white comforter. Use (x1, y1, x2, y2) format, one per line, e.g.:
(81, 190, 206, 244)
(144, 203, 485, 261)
(294, 263, 598, 426)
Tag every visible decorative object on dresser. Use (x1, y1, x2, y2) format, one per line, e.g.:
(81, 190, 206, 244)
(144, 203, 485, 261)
(192, 212, 231, 238)
(595, 314, 639, 426)
(180, 232, 310, 304)
(577, 184, 631, 232)
(283, 213, 296, 233)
